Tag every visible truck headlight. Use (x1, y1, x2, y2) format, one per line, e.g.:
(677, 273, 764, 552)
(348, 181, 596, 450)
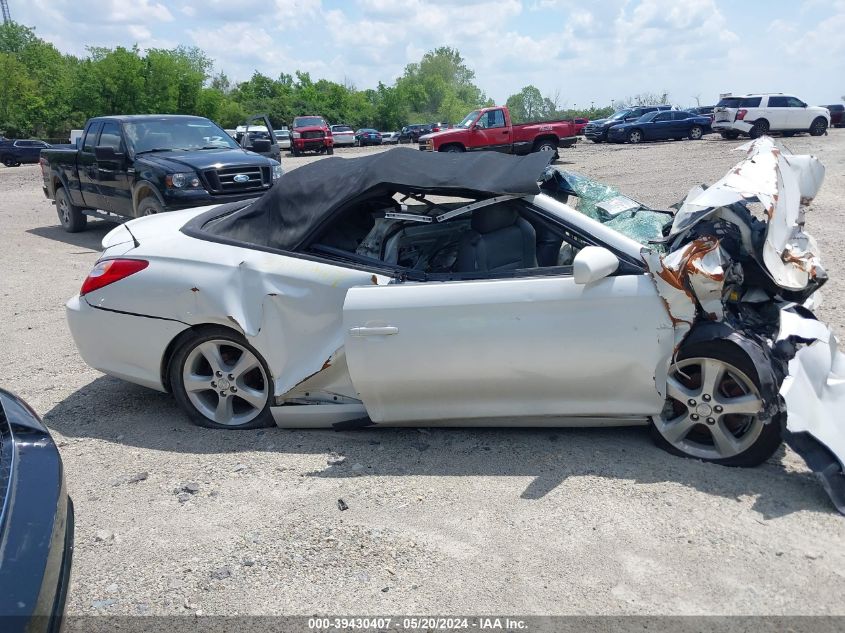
(272, 164, 283, 181)
(292, 131, 301, 139)
(165, 172, 201, 189)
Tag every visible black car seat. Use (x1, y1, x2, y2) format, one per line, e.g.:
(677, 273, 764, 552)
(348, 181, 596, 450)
(454, 205, 537, 273)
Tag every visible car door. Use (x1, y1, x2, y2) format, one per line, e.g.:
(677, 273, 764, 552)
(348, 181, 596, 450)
(77, 122, 102, 208)
(784, 96, 810, 129)
(648, 112, 673, 140)
(93, 122, 133, 215)
(472, 109, 511, 151)
(672, 111, 692, 136)
(765, 96, 789, 129)
(342, 266, 672, 424)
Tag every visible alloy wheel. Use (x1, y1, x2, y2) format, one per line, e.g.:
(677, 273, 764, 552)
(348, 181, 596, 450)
(182, 339, 269, 426)
(629, 130, 642, 143)
(58, 197, 70, 225)
(654, 357, 764, 460)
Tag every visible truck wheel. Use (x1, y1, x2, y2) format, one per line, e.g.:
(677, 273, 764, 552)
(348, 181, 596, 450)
(290, 145, 299, 157)
(442, 144, 465, 153)
(326, 146, 334, 155)
(535, 139, 558, 153)
(55, 187, 87, 233)
(689, 125, 703, 140)
(749, 119, 769, 139)
(809, 117, 827, 136)
(137, 197, 164, 216)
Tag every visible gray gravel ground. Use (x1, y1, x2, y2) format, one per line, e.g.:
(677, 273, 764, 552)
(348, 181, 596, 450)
(2, 134, 845, 618)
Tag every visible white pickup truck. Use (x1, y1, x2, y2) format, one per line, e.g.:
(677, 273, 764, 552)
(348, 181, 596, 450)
(712, 93, 830, 139)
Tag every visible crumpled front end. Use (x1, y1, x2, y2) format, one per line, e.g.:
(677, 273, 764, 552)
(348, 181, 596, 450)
(642, 137, 845, 513)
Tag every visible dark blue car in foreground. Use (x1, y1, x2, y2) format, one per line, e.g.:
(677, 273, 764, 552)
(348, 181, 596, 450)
(608, 110, 712, 144)
(0, 389, 73, 633)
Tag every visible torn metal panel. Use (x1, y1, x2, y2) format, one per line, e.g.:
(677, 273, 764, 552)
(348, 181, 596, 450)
(777, 309, 845, 512)
(642, 237, 726, 345)
(669, 137, 825, 291)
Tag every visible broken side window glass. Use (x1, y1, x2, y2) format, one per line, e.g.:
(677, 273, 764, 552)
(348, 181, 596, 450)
(541, 168, 672, 248)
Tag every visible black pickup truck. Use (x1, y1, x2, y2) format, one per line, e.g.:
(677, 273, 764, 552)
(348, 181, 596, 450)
(41, 114, 283, 232)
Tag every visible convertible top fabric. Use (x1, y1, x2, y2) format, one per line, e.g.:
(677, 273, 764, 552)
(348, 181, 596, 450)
(204, 147, 552, 251)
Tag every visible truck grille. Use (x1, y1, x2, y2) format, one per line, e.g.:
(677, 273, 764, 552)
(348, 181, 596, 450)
(203, 165, 270, 195)
(301, 131, 325, 140)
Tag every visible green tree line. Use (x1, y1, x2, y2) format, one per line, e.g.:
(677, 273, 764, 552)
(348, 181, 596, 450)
(2, 21, 631, 140)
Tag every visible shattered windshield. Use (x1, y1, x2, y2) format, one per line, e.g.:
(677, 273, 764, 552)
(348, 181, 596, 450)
(541, 168, 672, 248)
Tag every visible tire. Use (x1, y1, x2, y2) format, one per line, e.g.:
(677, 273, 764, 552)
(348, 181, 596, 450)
(326, 146, 334, 155)
(290, 145, 299, 157)
(720, 131, 740, 140)
(809, 117, 828, 137)
(627, 129, 643, 144)
(749, 119, 769, 139)
(137, 196, 164, 217)
(55, 187, 87, 232)
(170, 327, 274, 430)
(535, 139, 558, 154)
(442, 144, 465, 153)
(650, 341, 783, 467)
(689, 125, 703, 140)
(1, 155, 14, 167)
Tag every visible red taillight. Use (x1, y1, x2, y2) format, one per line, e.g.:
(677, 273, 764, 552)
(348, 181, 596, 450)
(80, 259, 148, 296)
(736, 109, 748, 121)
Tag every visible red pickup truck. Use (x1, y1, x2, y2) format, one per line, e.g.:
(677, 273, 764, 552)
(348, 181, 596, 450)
(418, 106, 578, 156)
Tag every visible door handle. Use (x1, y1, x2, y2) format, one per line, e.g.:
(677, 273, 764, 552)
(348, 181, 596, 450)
(349, 326, 399, 337)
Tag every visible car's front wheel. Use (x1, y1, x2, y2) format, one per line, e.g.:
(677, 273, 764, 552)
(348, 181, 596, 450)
(170, 327, 274, 429)
(627, 129, 643, 144)
(650, 342, 782, 467)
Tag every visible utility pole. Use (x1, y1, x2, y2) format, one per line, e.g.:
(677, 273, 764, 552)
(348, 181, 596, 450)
(1, 0, 11, 24)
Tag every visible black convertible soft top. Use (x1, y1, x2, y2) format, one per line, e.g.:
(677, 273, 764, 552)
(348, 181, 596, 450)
(202, 147, 552, 251)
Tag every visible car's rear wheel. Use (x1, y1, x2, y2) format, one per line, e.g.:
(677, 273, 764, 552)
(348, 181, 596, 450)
(137, 197, 163, 216)
(650, 342, 782, 466)
(720, 131, 740, 140)
(170, 327, 273, 430)
(809, 117, 828, 136)
(689, 125, 703, 140)
(749, 119, 769, 138)
(627, 129, 643, 144)
(55, 186, 87, 232)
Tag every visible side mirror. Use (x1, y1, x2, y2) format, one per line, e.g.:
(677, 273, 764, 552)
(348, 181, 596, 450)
(94, 145, 123, 162)
(251, 138, 272, 153)
(573, 246, 619, 285)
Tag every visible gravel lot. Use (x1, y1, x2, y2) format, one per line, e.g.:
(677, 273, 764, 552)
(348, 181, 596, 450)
(2, 135, 845, 619)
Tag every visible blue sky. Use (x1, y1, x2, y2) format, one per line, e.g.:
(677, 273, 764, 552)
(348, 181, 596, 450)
(8, 0, 845, 108)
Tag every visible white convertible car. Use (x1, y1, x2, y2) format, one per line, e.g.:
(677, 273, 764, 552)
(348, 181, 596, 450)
(66, 141, 845, 513)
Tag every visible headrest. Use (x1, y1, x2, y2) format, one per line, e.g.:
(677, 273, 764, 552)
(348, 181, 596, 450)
(471, 205, 518, 234)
